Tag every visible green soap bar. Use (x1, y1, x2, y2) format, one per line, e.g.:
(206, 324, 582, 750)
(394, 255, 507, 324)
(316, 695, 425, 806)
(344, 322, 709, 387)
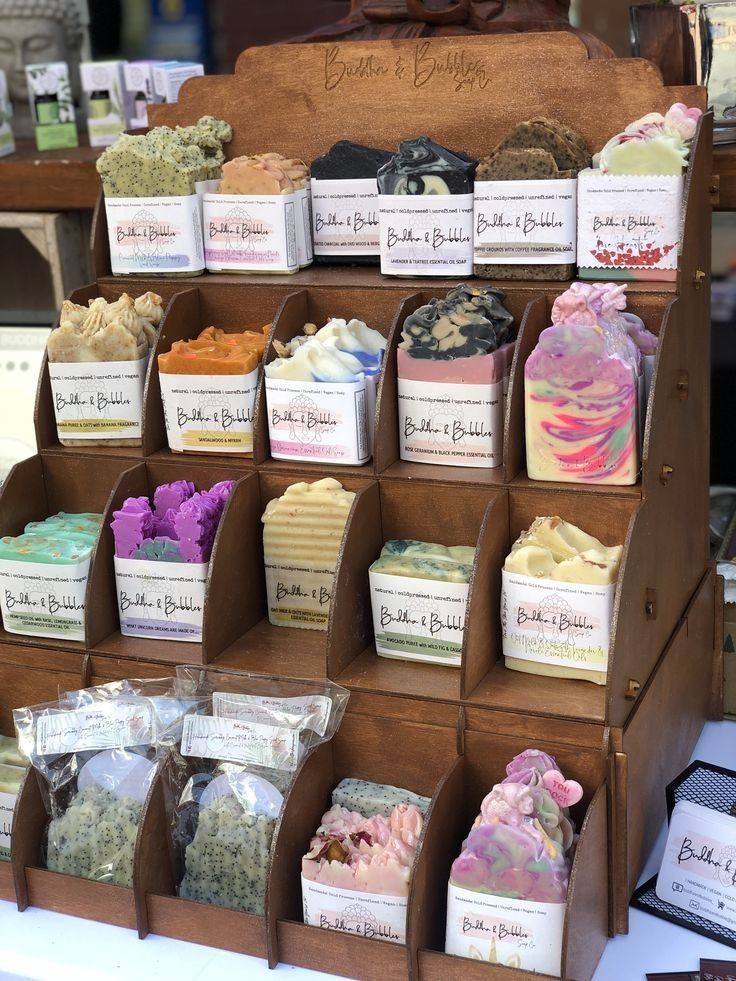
(370, 553, 473, 584)
(0, 735, 24, 768)
(380, 539, 476, 565)
(25, 514, 102, 537)
(97, 139, 199, 197)
(0, 532, 95, 564)
(0, 763, 24, 792)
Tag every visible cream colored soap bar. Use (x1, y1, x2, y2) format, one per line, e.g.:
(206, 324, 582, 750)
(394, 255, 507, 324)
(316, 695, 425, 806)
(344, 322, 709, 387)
(262, 478, 355, 631)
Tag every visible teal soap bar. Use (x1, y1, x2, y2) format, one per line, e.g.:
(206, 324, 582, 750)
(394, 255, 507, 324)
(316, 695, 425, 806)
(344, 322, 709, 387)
(371, 539, 476, 583)
(0, 532, 96, 564)
(380, 539, 476, 564)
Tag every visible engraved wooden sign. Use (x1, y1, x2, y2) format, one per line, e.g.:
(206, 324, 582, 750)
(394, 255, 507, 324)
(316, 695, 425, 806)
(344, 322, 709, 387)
(149, 33, 704, 163)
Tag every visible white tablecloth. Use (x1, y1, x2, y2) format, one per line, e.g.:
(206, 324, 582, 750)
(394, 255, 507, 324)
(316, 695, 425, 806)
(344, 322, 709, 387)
(1, 720, 734, 981)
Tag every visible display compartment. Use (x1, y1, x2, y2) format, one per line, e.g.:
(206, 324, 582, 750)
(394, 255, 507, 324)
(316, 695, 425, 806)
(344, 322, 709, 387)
(214, 471, 377, 679)
(0, 454, 130, 653)
(146, 286, 282, 464)
(0, 644, 85, 902)
(332, 480, 507, 703)
(610, 565, 720, 933)
(85, 461, 258, 665)
(414, 727, 608, 981)
(34, 281, 177, 460)
(274, 707, 460, 976)
(381, 290, 544, 487)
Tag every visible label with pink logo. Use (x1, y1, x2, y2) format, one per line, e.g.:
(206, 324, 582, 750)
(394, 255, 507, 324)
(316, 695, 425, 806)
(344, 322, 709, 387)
(445, 883, 564, 973)
(202, 192, 298, 273)
(656, 800, 736, 930)
(105, 194, 205, 275)
(501, 570, 614, 673)
(397, 378, 504, 468)
(265, 377, 370, 465)
(301, 878, 407, 944)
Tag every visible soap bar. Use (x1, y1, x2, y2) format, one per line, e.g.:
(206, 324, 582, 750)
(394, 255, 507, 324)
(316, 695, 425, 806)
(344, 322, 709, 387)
(312, 141, 392, 181)
(331, 778, 431, 818)
(278, 318, 386, 371)
(0, 735, 25, 768)
(265, 337, 367, 383)
(0, 509, 102, 564)
(262, 478, 355, 630)
(159, 326, 268, 375)
(400, 284, 513, 360)
(47, 292, 162, 365)
(46, 785, 141, 886)
(597, 102, 703, 176)
(219, 154, 295, 195)
(494, 118, 590, 173)
(0, 763, 24, 795)
(179, 794, 276, 914)
(371, 540, 475, 584)
(510, 515, 621, 566)
(380, 540, 476, 564)
(378, 136, 476, 195)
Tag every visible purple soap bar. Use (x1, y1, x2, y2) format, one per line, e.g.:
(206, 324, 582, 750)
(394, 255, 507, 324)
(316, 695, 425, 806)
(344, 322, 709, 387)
(111, 496, 155, 558)
(153, 480, 195, 517)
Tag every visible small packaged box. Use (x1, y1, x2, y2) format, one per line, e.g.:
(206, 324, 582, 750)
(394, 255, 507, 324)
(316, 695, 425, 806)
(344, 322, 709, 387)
(24, 62, 77, 151)
(153, 61, 204, 103)
(80, 60, 131, 147)
(0, 70, 15, 158)
(123, 60, 164, 129)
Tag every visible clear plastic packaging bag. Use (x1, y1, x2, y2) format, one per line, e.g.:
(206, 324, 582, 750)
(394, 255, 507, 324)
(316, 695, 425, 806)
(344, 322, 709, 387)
(164, 666, 349, 914)
(13, 678, 180, 886)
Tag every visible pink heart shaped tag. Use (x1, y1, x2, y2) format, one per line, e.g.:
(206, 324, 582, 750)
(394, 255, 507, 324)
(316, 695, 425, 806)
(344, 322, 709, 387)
(542, 769, 583, 808)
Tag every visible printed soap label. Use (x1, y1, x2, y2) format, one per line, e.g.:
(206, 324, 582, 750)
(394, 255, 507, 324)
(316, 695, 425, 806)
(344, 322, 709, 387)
(181, 714, 301, 769)
(265, 376, 370, 465)
(311, 178, 380, 256)
(501, 570, 613, 673)
(398, 378, 503, 468)
(159, 368, 259, 454)
(212, 692, 332, 737)
(656, 800, 736, 931)
(445, 883, 564, 974)
(0, 557, 90, 641)
(474, 179, 576, 264)
(576, 171, 683, 271)
(370, 570, 469, 667)
(0, 788, 16, 859)
(378, 193, 473, 276)
(49, 359, 146, 440)
(203, 192, 298, 273)
(114, 556, 208, 642)
(105, 194, 204, 275)
(37, 702, 153, 754)
(302, 877, 407, 944)
(295, 184, 314, 266)
(265, 559, 335, 631)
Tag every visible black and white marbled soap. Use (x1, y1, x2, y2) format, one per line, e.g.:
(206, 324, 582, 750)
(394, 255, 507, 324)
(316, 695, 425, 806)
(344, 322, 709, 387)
(377, 136, 477, 195)
(310, 140, 392, 265)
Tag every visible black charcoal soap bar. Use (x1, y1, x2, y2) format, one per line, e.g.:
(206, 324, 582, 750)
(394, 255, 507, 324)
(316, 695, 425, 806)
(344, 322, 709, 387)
(377, 136, 477, 195)
(310, 140, 392, 266)
(400, 284, 514, 359)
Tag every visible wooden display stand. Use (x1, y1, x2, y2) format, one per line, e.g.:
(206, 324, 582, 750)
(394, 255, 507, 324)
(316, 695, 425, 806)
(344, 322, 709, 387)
(0, 32, 722, 980)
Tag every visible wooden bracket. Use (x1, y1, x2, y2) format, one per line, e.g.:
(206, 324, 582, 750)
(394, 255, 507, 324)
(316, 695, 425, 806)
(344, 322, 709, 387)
(693, 269, 707, 289)
(645, 589, 657, 621)
(625, 679, 641, 700)
(676, 370, 689, 401)
(659, 464, 674, 485)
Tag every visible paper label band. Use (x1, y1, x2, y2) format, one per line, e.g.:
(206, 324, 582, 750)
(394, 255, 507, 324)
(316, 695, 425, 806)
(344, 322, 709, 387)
(114, 556, 208, 642)
(474, 178, 576, 264)
(302, 877, 407, 944)
(0, 787, 18, 858)
(49, 359, 146, 440)
(181, 714, 301, 769)
(105, 194, 204, 274)
(379, 193, 473, 276)
(37, 702, 153, 755)
(212, 692, 332, 737)
(0, 557, 90, 640)
(264, 559, 335, 631)
(311, 178, 380, 256)
(159, 368, 259, 453)
(203, 192, 298, 272)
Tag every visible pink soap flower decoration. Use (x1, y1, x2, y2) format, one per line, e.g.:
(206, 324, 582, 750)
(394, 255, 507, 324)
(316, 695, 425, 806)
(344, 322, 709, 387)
(663, 103, 702, 142)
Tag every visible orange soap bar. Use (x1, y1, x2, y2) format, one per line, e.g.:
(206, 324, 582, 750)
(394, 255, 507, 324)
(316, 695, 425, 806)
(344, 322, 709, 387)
(159, 325, 270, 375)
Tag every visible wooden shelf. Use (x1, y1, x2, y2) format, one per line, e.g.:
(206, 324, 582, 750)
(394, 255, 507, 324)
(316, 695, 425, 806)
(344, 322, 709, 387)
(216, 617, 328, 677)
(0, 139, 101, 211)
(336, 645, 462, 703)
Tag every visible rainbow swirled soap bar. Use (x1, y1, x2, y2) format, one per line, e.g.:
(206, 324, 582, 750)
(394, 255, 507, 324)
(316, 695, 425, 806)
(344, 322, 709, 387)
(525, 282, 643, 485)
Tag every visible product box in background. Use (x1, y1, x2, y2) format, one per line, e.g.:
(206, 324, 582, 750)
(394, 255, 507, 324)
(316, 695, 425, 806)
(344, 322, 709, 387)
(576, 169, 683, 282)
(0, 70, 14, 158)
(80, 61, 131, 147)
(153, 61, 204, 103)
(123, 60, 165, 128)
(24, 62, 77, 151)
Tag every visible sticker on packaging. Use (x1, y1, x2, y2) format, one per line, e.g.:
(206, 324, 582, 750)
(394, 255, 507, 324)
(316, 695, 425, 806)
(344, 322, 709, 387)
(0, 557, 90, 640)
(265, 377, 370, 464)
(202, 192, 298, 272)
(397, 378, 503, 468)
(445, 883, 564, 974)
(311, 178, 380, 256)
(49, 359, 147, 440)
(265, 559, 335, 631)
(474, 179, 576, 264)
(212, 691, 332, 736)
(295, 184, 314, 266)
(656, 800, 736, 930)
(0, 787, 18, 859)
(114, 556, 208, 642)
(576, 170, 683, 271)
(370, 570, 469, 666)
(37, 702, 153, 755)
(159, 368, 259, 454)
(181, 713, 301, 769)
(378, 193, 473, 276)
(105, 194, 204, 275)
(501, 570, 614, 673)
(302, 877, 407, 944)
